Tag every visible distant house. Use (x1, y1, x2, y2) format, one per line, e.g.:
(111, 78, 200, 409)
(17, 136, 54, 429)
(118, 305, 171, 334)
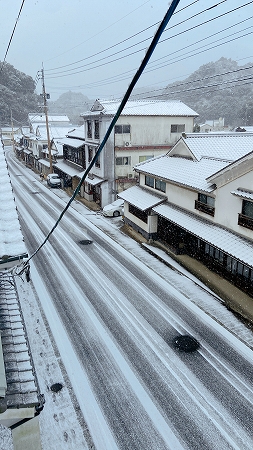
(199, 118, 225, 132)
(28, 113, 71, 128)
(74, 99, 199, 207)
(119, 132, 253, 297)
(0, 126, 22, 146)
(16, 114, 73, 175)
(0, 144, 44, 444)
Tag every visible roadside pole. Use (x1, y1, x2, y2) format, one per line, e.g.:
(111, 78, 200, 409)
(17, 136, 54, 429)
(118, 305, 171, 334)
(41, 65, 53, 174)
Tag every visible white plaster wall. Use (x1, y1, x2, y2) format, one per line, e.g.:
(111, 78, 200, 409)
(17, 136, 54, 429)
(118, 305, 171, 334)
(124, 203, 150, 234)
(115, 116, 194, 146)
(214, 171, 253, 239)
(115, 148, 167, 178)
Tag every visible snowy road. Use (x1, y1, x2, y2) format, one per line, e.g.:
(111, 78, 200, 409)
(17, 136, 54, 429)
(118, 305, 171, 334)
(7, 151, 253, 449)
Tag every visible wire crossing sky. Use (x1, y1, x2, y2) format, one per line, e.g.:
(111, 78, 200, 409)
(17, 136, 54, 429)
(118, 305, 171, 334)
(1, 0, 252, 100)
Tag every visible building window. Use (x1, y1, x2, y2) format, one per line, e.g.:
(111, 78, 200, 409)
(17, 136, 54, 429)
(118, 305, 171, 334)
(155, 179, 166, 193)
(129, 204, 148, 223)
(139, 155, 153, 163)
(88, 146, 93, 162)
(95, 147, 100, 167)
(171, 124, 185, 133)
(115, 124, 131, 134)
(94, 120, 99, 139)
(116, 156, 131, 165)
(238, 200, 253, 230)
(87, 120, 92, 139)
(63, 146, 86, 168)
(145, 175, 155, 188)
(195, 193, 215, 216)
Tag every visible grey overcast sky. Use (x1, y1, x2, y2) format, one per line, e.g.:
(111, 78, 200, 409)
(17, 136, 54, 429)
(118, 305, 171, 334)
(0, 0, 252, 101)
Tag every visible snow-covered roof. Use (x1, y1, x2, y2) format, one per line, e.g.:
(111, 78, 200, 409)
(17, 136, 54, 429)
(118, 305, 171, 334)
(0, 272, 43, 414)
(118, 185, 167, 210)
(176, 133, 253, 162)
(231, 189, 253, 201)
(54, 160, 83, 177)
(36, 125, 72, 140)
(28, 113, 70, 124)
(0, 147, 28, 267)
(136, 154, 226, 192)
(56, 137, 85, 149)
(153, 202, 253, 268)
(82, 99, 199, 117)
(67, 126, 85, 140)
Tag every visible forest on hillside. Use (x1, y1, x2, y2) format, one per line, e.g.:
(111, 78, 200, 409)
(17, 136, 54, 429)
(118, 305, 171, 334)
(160, 57, 253, 127)
(1, 57, 252, 128)
(0, 62, 40, 126)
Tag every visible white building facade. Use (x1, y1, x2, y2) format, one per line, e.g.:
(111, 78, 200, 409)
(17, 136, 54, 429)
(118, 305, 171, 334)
(80, 99, 198, 207)
(119, 133, 253, 297)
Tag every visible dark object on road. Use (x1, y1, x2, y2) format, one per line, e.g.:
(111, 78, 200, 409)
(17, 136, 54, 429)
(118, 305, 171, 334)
(79, 239, 93, 245)
(50, 383, 63, 393)
(173, 335, 200, 352)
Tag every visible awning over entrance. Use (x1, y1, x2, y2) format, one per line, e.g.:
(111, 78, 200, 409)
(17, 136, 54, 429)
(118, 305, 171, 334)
(57, 138, 85, 148)
(38, 158, 51, 168)
(153, 202, 253, 267)
(22, 149, 32, 154)
(118, 185, 167, 211)
(80, 174, 104, 185)
(54, 160, 82, 177)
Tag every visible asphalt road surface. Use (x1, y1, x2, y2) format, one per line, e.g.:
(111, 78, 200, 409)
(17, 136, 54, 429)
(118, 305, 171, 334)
(6, 149, 253, 450)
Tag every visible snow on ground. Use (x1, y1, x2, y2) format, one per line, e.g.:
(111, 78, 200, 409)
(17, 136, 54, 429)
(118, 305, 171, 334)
(15, 274, 91, 450)
(1, 177, 253, 448)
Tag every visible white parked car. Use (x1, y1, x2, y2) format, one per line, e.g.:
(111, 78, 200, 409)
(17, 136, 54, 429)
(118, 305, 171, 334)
(102, 199, 124, 217)
(47, 173, 61, 188)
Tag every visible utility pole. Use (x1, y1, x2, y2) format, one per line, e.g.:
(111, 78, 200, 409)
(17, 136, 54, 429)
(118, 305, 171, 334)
(10, 109, 15, 154)
(41, 65, 53, 173)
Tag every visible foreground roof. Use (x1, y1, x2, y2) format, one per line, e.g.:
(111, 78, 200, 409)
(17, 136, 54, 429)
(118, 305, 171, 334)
(0, 147, 28, 269)
(118, 185, 167, 210)
(0, 272, 43, 420)
(82, 99, 199, 117)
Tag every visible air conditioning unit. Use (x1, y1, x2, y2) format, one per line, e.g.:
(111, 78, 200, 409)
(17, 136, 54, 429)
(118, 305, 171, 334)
(125, 141, 131, 147)
(128, 173, 133, 178)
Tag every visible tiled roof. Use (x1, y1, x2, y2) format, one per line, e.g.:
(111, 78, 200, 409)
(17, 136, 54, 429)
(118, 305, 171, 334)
(153, 202, 253, 268)
(231, 189, 253, 200)
(118, 185, 167, 210)
(28, 114, 70, 123)
(0, 272, 42, 411)
(136, 155, 226, 192)
(56, 137, 85, 149)
(82, 99, 199, 117)
(0, 147, 28, 264)
(181, 133, 253, 162)
(67, 127, 85, 139)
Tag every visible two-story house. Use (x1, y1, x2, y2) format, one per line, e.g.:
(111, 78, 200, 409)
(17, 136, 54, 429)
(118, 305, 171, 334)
(118, 132, 253, 297)
(78, 99, 198, 207)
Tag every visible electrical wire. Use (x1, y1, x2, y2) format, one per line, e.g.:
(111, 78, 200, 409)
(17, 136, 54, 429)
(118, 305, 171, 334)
(45, 0, 202, 72)
(0, 0, 26, 74)
(44, 0, 253, 81)
(44, 0, 251, 78)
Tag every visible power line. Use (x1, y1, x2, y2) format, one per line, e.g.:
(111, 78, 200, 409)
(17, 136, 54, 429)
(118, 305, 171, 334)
(45, 0, 202, 72)
(0, 0, 26, 73)
(44, 2, 253, 80)
(51, 15, 253, 91)
(130, 64, 253, 99)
